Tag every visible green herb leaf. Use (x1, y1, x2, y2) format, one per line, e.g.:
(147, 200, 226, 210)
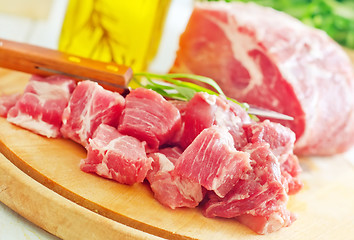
(133, 72, 250, 111)
(134, 72, 225, 96)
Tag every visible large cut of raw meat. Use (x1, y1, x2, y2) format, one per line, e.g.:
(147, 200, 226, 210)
(61, 80, 125, 147)
(6, 75, 76, 138)
(170, 1, 354, 156)
(80, 124, 153, 185)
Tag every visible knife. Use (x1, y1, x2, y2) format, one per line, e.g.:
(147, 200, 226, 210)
(0, 38, 293, 121)
(0, 38, 132, 94)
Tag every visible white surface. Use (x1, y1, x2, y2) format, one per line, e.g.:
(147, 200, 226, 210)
(0, 202, 59, 240)
(0, 0, 68, 48)
(0, 1, 68, 238)
(0, 0, 193, 239)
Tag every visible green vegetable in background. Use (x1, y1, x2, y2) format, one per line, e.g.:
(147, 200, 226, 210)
(204, 0, 354, 49)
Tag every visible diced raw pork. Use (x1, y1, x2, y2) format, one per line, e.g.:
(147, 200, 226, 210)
(1, 73, 303, 235)
(80, 124, 152, 185)
(147, 147, 203, 209)
(0, 93, 21, 117)
(171, 1, 354, 156)
(244, 120, 303, 194)
(7, 75, 76, 138)
(179, 92, 252, 150)
(203, 142, 294, 234)
(174, 126, 251, 198)
(61, 80, 125, 147)
(245, 120, 295, 158)
(118, 88, 181, 150)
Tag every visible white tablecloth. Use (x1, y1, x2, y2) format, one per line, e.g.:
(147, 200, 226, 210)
(0, 202, 59, 240)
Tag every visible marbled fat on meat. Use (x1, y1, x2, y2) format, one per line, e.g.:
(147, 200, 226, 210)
(61, 80, 125, 147)
(118, 88, 181, 150)
(80, 124, 152, 185)
(6, 75, 76, 138)
(171, 1, 354, 156)
(147, 147, 203, 209)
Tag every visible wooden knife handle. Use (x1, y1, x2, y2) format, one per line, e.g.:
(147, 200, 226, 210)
(0, 38, 133, 91)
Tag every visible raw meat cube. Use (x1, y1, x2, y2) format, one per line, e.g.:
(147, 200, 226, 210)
(80, 124, 152, 185)
(147, 147, 203, 209)
(179, 92, 251, 150)
(61, 80, 125, 147)
(245, 120, 296, 158)
(7, 75, 76, 138)
(245, 120, 303, 194)
(203, 142, 294, 234)
(118, 88, 181, 150)
(175, 126, 251, 198)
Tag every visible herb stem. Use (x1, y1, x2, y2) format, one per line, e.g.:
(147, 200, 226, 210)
(133, 72, 249, 111)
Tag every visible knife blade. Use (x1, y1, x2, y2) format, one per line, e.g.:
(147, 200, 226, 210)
(0, 38, 293, 121)
(247, 106, 294, 120)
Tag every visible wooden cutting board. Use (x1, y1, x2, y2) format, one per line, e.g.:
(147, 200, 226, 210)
(1, 68, 354, 240)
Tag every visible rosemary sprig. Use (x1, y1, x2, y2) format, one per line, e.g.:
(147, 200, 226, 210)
(133, 72, 250, 111)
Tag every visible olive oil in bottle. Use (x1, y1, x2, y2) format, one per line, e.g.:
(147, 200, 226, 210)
(59, 0, 171, 73)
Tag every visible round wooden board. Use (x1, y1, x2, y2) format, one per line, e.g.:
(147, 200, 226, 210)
(1, 69, 354, 240)
(0, 153, 163, 240)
